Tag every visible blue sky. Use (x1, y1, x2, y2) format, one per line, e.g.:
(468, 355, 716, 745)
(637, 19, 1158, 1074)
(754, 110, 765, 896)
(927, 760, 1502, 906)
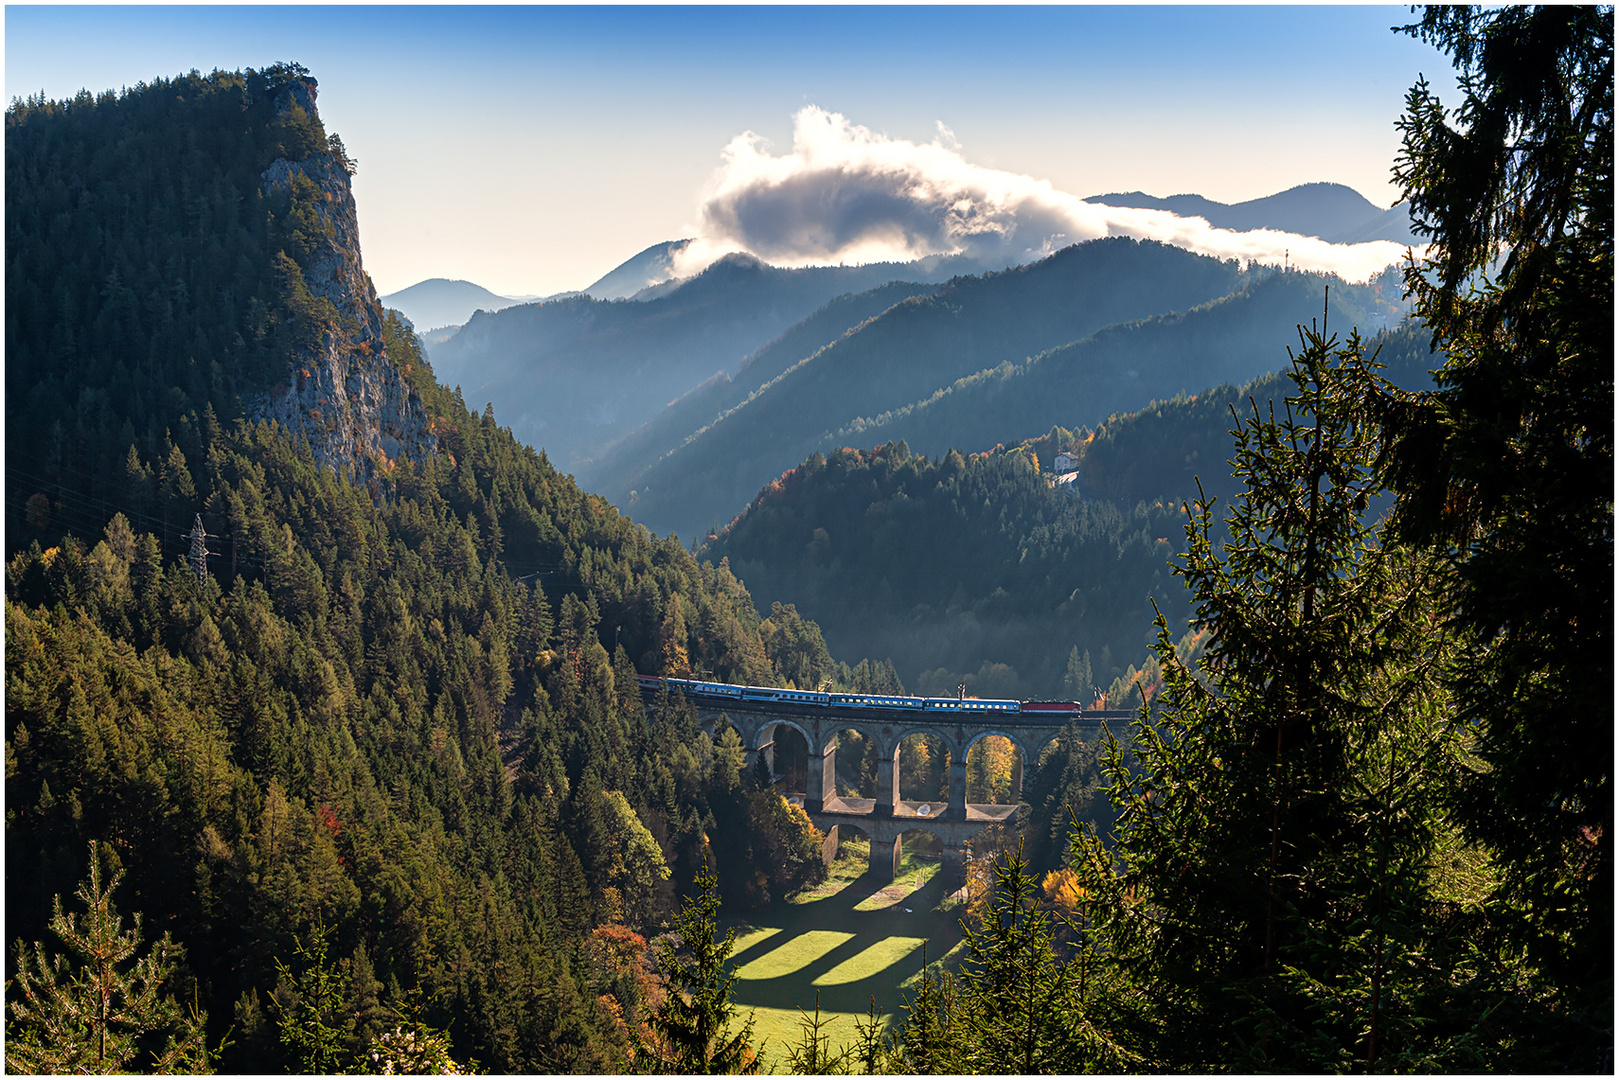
(5, 6, 1458, 296)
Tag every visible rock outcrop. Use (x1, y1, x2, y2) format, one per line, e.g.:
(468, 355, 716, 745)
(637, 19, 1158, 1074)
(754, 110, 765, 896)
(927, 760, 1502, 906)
(250, 76, 436, 481)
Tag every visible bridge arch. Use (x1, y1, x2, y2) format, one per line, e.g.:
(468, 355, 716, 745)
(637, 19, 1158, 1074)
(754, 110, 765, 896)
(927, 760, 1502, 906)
(812, 719, 883, 757)
(962, 729, 1031, 807)
(963, 727, 1034, 766)
(885, 721, 963, 763)
(820, 819, 873, 872)
(888, 825, 953, 896)
(894, 729, 951, 805)
(752, 717, 813, 789)
(823, 724, 884, 803)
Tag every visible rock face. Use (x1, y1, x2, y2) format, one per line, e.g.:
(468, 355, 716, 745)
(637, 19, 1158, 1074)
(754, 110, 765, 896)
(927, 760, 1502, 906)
(250, 77, 436, 480)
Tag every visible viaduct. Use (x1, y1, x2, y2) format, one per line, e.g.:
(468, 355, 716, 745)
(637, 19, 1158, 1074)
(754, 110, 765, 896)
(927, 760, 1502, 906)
(641, 686, 1133, 892)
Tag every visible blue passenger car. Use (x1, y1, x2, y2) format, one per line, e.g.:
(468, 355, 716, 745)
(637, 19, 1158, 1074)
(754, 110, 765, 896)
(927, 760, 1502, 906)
(923, 697, 1021, 713)
(829, 693, 926, 711)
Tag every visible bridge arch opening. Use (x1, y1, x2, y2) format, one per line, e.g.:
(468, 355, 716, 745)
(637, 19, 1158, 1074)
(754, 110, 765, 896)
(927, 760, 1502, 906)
(823, 821, 873, 868)
(767, 722, 810, 792)
(829, 726, 880, 804)
(892, 827, 946, 893)
(897, 731, 950, 804)
(964, 732, 1027, 807)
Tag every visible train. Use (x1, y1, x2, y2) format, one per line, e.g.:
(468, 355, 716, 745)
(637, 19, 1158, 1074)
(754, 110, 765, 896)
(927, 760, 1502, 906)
(635, 674, 1093, 720)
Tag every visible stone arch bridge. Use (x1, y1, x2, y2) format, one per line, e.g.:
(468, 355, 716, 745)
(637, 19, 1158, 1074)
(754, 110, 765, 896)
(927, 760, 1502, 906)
(641, 685, 1133, 892)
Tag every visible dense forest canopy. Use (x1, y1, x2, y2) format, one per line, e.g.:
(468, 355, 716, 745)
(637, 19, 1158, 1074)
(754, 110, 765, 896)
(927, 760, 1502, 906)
(3, 65, 870, 1072)
(5, 4, 1610, 1070)
(705, 440, 1182, 701)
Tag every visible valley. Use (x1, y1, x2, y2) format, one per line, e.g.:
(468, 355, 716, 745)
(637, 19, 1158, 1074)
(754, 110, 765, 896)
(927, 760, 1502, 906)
(7, 6, 1607, 1070)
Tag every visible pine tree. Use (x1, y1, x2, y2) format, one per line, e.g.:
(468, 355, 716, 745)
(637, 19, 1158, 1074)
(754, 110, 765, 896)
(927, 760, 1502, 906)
(643, 858, 759, 1073)
(270, 924, 349, 1074)
(1063, 645, 1092, 701)
(6, 842, 220, 1074)
(1070, 312, 1486, 1068)
(1363, 7, 1613, 1029)
(892, 944, 960, 1073)
(953, 845, 1074, 1071)
(782, 991, 851, 1074)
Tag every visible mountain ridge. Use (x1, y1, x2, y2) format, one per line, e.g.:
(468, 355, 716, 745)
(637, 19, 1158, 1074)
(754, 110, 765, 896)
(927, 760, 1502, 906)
(615, 237, 1253, 538)
(1084, 181, 1420, 245)
(427, 252, 968, 471)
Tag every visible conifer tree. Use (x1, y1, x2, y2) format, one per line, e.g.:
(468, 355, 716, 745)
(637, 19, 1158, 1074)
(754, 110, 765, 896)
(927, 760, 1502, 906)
(1361, 6, 1612, 1026)
(782, 991, 851, 1074)
(643, 858, 759, 1073)
(270, 925, 349, 1074)
(1070, 313, 1486, 1069)
(892, 944, 960, 1073)
(953, 845, 1073, 1071)
(6, 842, 220, 1074)
(1064, 646, 1093, 701)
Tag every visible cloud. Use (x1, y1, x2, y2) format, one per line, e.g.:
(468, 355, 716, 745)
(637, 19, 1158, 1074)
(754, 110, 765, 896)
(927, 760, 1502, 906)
(672, 106, 1413, 282)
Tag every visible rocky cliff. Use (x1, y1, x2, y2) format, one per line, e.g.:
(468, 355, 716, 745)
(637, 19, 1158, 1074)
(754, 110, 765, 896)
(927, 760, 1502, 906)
(250, 77, 436, 479)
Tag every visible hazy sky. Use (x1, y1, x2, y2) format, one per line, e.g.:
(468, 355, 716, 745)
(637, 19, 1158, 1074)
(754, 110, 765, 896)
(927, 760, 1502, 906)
(6, 6, 1459, 297)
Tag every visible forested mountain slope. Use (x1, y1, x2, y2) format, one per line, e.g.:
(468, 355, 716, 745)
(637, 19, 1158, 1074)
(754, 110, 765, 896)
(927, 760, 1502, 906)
(577, 278, 938, 496)
(5, 67, 868, 1073)
(834, 269, 1397, 462)
(1067, 318, 1438, 508)
(703, 441, 1186, 702)
(6, 64, 434, 562)
(702, 320, 1438, 703)
(621, 238, 1254, 539)
(427, 253, 945, 472)
(629, 254, 1400, 542)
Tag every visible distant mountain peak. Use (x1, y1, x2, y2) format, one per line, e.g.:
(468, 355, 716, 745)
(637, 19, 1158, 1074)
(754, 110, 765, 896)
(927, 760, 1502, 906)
(1085, 182, 1418, 246)
(582, 239, 694, 300)
(380, 278, 536, 331)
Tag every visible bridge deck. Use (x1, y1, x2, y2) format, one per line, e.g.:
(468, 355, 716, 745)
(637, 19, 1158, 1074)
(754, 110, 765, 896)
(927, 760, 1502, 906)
(638, 685, 1133, 730)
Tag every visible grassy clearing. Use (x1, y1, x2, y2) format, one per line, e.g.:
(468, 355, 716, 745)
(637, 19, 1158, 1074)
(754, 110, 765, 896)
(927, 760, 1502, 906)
(854, 851, 939, 911)
(814, 935, 928, 986)
(898, 935, 969, 991)
(722, 841, 965, 1072)
(728, 925, 784, 958)
(743, 1005, 872, 1074)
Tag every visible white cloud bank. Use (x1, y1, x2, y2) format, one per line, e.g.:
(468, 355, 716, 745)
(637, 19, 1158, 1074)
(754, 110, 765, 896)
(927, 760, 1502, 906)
(673, 107, 1414, 282)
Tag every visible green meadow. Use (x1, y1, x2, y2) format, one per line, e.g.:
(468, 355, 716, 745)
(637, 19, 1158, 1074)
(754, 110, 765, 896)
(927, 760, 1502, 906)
(722, 838, 968, 1072)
